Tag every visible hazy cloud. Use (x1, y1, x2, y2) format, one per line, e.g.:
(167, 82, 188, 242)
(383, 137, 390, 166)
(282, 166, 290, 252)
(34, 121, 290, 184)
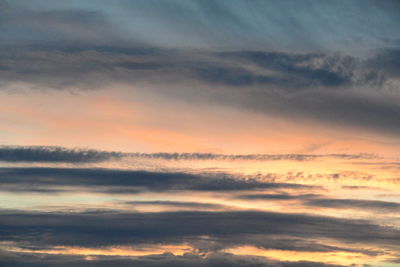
(304, 198, 400, 212)
(238, 193, 400, 212)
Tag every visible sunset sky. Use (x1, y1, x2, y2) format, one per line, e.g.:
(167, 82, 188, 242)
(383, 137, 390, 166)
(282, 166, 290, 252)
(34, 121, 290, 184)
(1, 1, 400, 266)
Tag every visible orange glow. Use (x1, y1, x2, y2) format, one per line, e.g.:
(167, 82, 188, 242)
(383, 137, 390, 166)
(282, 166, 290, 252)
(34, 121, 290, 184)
(1, 87, 399, 155)
(4, 244, 193, 257)
(225, 246, 387, 266)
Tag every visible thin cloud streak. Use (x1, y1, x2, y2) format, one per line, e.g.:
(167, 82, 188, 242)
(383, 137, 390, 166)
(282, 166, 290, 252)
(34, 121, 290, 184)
(0, 146, 376, 163)
(0, 167, 316, 193)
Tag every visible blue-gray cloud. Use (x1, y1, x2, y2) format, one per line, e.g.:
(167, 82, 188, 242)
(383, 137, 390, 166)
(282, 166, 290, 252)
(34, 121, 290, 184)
(237, 193, 320, 201)
(0, 167, 315, 193)
(0, 250, 345, 267)
(0, 210, 397, 254)
(0, 146, 123, 163)
(2, 43, 400, 135)
(122, 200, 226, 210)
(3, 0, 399, 53)
(0, 146, 374, 163)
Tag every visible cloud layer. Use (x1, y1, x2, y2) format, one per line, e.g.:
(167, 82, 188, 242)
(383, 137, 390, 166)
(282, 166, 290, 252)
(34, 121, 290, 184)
(1, 1, 400, 266)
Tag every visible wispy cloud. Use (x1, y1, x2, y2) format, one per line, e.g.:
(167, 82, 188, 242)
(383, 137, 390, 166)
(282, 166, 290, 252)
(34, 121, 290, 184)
(238, 193, 400, 212)
(0, 146, 123, 163)
(0, 146, 376, 163)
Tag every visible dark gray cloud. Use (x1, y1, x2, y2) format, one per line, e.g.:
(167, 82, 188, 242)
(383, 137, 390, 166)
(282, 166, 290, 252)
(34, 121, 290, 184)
(0, 146, 123, 163)
(1, 1, 399, 136)
(0, 44, 170, 89)
(0, 44, 391, 89)
(214, 51, 373, 88)
(0, 167, 314, 193)
(1, 0, 398, 88)
(0, 250, 345, 267)
(129, 152, 374, 161)
(1, 209, 399, 253)
(368, 48, 400, 76)
(123, 201, 226, 210)
(2, 43, 400, 135)
(285, 89, 400, 134)
(0, 145, 375, 163)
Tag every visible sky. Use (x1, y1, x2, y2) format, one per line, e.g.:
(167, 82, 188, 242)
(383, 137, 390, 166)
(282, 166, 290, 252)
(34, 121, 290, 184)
(0, 0, 400, 266)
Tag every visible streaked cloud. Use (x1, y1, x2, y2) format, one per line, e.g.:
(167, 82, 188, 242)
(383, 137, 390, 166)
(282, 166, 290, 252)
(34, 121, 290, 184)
(1, 210, 399, 258)
(0, 146, 123, 163)
(1, 0, 399, 266)
(0, 167, 315, 193)
(1, 44, 400, 136)
(0, 145, 376, 163)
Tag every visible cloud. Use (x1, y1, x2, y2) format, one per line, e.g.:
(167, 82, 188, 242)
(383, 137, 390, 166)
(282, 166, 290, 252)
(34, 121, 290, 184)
(122, 200, 227, 210)
(0, 167, 314, 193)
(0, 145, 375, 163)
(0, 44, 390, 89)
(0, 146, 123, 163)
(237, 193, 319, 201)
(1, 2, 399, 266)
(128, 152, 375, 161)
(3, 0, 399, 52)
(0, 250, 345, 267)
(0, 1, 121, 45)
(368, 48, 400, 76)
(304, 198, 400, 212)
(341, 185, 384, 190)
(214, 51, 373, 88)
(1, 209, 399, 253)
(2, 43, 400, 136)
(238, 193, 400, 212)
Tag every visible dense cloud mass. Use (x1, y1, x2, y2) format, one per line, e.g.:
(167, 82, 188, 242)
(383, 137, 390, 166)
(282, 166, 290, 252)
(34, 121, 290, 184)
(1, 45, 391, 89)
(1, 210, 399, 252)
(0, 251, 345, 267)
(0, 167, 315, 193)
(0, 164, 399, 265)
